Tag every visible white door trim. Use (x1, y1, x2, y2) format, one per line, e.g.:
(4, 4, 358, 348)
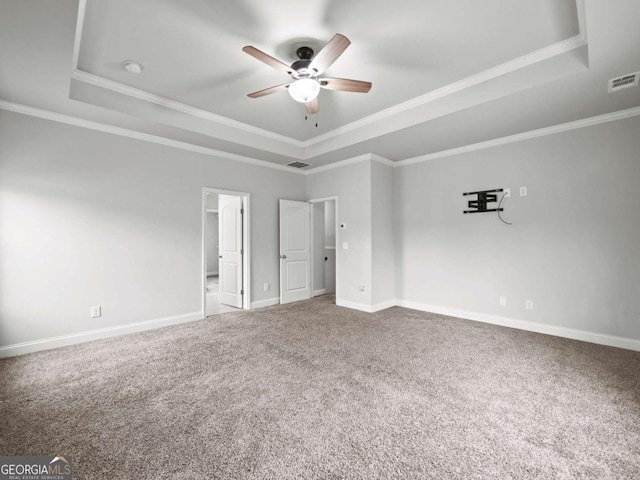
(202, 188, 251, 315)
(309, 196, 339, 302)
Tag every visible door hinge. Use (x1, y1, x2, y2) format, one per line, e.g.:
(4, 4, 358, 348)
(241, 208, 244, 214)
(241, 289, 244, 295)
(241, 249, 244, 255)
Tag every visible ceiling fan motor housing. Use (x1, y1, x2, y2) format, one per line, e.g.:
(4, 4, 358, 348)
(296, 46, 314, 60)
(291, 59, 314, 78)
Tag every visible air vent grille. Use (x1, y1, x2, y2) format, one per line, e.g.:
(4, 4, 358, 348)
(286, 161, 312, 169)
(608, 72, 639, 92)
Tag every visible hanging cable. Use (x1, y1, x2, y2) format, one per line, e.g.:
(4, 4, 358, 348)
(497, 191, 512, 225)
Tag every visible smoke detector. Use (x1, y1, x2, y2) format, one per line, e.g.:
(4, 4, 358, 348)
(123, 60, 143, 74)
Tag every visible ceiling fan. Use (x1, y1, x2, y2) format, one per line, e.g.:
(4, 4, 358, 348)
(242, 34, 372, 114)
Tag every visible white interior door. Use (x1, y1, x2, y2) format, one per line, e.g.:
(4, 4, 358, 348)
(219, 195, 243, 308)
(279, 199, 311, 304)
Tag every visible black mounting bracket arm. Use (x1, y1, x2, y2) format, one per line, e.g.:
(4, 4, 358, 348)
(463, 188, 504, 214)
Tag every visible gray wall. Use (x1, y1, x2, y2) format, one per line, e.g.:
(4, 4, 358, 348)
(205, 193, 219, 274)
(324, 249, 336, 294)
(206, 211, 219, 274)
(324, 200, 336, 295)
(0, 110, 305, 346)
(395, 115, 640, 340)
(2, 109, 639, 350)
(206, 193, 218, 210)
(324, 200, 336, 247)
(312, 202, 325, 294)
(307, 161, 372, 307)
(371, 161, 396, 306)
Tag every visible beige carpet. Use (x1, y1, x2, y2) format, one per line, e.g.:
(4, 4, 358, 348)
(1, 295, 639, 479)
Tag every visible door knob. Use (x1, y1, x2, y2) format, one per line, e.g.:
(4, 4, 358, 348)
(280, 255, 287, 259)
(219, 255, 223, 258)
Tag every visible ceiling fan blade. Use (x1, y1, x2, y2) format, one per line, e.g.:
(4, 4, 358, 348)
(247, 83, 290, 98)
(320, 78, 372, 93)
(309, 34, 351, 74)
(242, 46, 293, 75)
(305, 98, 319, 114)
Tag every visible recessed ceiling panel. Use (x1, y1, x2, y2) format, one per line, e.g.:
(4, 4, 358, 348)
(78, 0, 579, 140)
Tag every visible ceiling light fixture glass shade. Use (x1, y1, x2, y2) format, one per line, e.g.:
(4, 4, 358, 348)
(288, 78, 320, 103)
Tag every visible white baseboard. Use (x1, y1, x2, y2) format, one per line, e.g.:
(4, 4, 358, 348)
(0, 311, 203, 358)
(396, 300, 640, 352)
(336, 298, 397, 313)
(371, 299, 397, 313)
(251, 297, 280, 309)
(336, 298, 372, 312)
(313, 289, 327, 297)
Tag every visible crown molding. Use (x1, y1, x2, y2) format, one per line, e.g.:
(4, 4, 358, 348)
(302, 34, 587, 149)
(71, 35, 587, 156)
(0, 100, 305, 175)
(72, 0, 588, 159)
(304, 153, 373, 174)
(71, 1, 302, 154)
(370, 154, 395, 167)
(72, 0, 87, 71)
(3, 100, 639, 176)
(71, 69, 306, 149)
(303, 153, 393, 174)
(396, 106, 640, 167)
(576, 0, 587, 43)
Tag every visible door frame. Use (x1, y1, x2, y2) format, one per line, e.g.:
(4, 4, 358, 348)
(202, 187, 251, 315)
(309, 196, 339, 302)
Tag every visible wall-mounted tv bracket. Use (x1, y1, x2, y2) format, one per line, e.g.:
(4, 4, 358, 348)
(463, 188, 504, 214)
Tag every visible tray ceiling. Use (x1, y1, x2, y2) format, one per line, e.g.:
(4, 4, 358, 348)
(1, 0, 639, 170)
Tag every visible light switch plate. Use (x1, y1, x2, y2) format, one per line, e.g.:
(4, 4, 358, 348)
(342, 242, 349, 250)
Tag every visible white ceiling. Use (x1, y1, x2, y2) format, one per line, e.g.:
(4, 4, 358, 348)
(1, 0, 639, 170)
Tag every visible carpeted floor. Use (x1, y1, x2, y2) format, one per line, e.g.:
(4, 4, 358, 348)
(1, 295, 639, 479)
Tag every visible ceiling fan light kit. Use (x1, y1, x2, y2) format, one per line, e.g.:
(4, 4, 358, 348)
(243, 34, 372, 115)
(288, 78, 320, 103)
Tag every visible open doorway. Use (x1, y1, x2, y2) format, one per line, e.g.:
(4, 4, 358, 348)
(203, 188, 250, 316)
(310, 197, 338, 301)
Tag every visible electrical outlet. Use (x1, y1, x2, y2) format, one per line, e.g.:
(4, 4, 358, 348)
(499, 296, 507, 306)
(343, 242, 349, 250)
(520, 186, 528, 196)
(264, 283, 270, 291)
(91, 306, 101, 318)
(359, 285, 366, 293)
(525, 300, 534, 310)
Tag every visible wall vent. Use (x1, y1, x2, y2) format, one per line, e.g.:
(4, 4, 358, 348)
(608, 72, 639, 92)
(286, 161, 312, 169)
